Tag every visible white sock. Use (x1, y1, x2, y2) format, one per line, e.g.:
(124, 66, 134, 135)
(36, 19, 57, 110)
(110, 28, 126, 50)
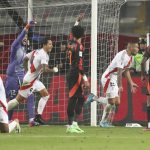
(72, 121, 78, 126)
(108, 104, 116, 124)
(8, 99, 19, 111)
(96, 97, 108, 105)
(9, 120, 17, 133)
(37, 96, 49, 115)
(101, 104, 112, 122)
(148, 122, 150, 128)
(29, 118, 34, 123)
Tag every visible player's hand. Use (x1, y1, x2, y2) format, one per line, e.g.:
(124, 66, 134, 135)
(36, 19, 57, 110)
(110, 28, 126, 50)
(118, 86, 123, 93)
(141, 75, 147, 83)
(130, 82, 138, 93)
(83, 80, 90, 88)
(82, 81, 90, 95)
(29, 20, 37, 26)
(77, 13, 84, 22)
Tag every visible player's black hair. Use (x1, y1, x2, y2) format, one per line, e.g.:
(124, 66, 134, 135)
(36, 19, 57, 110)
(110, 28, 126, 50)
(71, 25, 84, 39)
(42, 37, 51, 46)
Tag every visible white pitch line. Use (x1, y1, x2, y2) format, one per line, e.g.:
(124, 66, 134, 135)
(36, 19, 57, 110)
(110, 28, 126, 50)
(0, 135, 149, 139)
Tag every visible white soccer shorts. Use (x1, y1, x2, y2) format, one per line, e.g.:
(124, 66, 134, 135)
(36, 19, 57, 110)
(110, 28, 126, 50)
(0, 107, 8, 124)
(101, 75, 119, 99)
(19, 80, 46, 98)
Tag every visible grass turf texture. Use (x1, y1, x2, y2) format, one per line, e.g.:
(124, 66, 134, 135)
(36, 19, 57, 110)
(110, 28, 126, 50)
(0, 125, 150, 150)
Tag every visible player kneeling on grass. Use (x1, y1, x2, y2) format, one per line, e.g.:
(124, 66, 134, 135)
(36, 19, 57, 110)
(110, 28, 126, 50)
(86, 42, 139, 127)
(0, 76, 20, 133)
(66, 14, 90, 133)
(7, 37, 58, 125)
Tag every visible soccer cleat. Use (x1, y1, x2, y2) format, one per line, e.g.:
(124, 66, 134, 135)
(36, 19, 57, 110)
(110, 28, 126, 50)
(72, 124, 84, 133)
(99, 121, 114, 128)
(34, 114, 46, 125)
(66, 126, 82, 133)
(85, 93, 96, 105)
(15, 119, 21, 133)
(29, 120, 40, 127)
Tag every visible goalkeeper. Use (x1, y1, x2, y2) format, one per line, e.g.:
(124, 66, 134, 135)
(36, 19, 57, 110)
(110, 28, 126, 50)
(66, 14, 90, 133)
(5, 21, 37, 126)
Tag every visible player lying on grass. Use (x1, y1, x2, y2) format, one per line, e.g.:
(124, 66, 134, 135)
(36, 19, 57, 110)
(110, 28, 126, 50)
(5, 21, 37, 127)
(7, 37, 58, 125)
(66, 14, 90, 133)
(141, 40, 150, 131)
(86, 42, 139, 127)
(0, 76, 20, 133)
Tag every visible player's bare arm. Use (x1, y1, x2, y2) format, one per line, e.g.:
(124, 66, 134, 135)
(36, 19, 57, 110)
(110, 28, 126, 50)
(125, 68, 138, 93)
(117, 68, 123, 92)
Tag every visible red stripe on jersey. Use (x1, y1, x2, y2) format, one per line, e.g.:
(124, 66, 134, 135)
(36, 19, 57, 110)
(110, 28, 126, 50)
(124, 57, 132, 69)
(103, 79, 110, 94)
(30, 64, 36, 73)
(105, 68, 118, 78)
(20, 78, 36, 90)
(69, 73, 82, 98)
(0, 100, 8, 114)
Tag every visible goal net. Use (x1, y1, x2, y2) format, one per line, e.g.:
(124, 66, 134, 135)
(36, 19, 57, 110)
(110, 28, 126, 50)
(0, 0, 125, 125)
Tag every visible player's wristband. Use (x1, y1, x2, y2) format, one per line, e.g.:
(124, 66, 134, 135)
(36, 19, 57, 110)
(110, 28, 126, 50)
(83, 75, 88, 81)
(74, 21, 79, 26)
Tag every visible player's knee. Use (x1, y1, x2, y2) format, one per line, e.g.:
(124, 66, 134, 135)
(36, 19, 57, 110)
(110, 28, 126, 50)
(108, 99, 115, 105)
(115, 100, 120, 106)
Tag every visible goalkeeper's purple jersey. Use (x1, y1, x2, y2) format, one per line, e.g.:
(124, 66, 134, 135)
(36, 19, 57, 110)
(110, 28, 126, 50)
(6, 29, 27, 78)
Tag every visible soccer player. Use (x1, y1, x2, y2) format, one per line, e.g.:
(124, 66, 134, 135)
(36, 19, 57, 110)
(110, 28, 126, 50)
(66, 14, 90, 133)
(5, 21, 37, 126)
(87, 42, 139, 127)
(141, 44, 150, 130)
(0, 76, 21, 133)
(7, 37, 58, 125)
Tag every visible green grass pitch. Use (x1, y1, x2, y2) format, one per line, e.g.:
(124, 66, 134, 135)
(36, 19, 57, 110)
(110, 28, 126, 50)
(0, 125, 150, 150)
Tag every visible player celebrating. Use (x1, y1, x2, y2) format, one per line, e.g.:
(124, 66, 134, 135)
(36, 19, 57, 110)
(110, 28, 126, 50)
(66, 14, 89, 133)
(7, 37, 58, 125)
(87, 42, 139, 127)
(0, 76, 20, 133)
(141, 43, 150, 130)
(5, 21, 37, 126)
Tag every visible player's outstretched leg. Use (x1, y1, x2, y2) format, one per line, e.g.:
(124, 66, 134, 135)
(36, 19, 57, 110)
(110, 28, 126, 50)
(85, 93, 108, 105)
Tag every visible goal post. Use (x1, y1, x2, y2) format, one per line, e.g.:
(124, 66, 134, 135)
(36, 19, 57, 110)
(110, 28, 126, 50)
(91, 0, 98, 126)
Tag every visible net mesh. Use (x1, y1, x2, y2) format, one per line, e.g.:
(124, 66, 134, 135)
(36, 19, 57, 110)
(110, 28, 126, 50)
(0, 0, 125, 125)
